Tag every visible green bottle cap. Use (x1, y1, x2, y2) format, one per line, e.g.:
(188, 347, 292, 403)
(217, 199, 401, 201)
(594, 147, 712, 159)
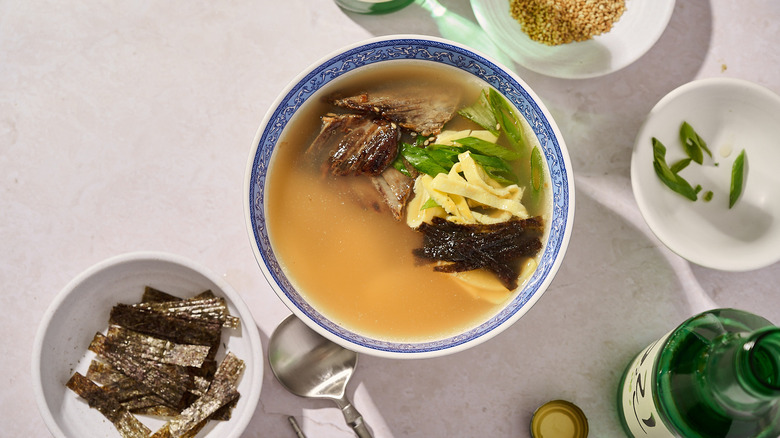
(530, 400, 589, 438)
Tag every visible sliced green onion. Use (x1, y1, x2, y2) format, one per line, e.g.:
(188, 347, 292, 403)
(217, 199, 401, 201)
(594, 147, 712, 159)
(420, 198, 440, 210)
(652, 137, 698, 201)
(426, 148, 459, 169)
(391, 155, 411, 177)
(729, 149, 746, 208)
(399, 141, 519, 185)
(400, 142, 449, 177)
(531, 146, 544, 193)
(457, 90, 499, 136)
(488, 88, 526, 155)
(450, 136, 520, 161)
(670, 158, 692, 174)
(680, 121, 712, 164)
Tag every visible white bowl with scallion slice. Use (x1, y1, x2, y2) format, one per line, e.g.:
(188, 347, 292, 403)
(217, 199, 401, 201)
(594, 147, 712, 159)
(631, 78, 780, 271)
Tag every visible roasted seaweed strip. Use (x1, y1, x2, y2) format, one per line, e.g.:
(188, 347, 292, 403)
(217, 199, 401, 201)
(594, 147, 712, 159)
(89, 332, 194, 407)
(66, 372, 152, 438)
(69, 287, 245, 438)
(414, 216, 544, 290)
(209, 397, 238, 421)
(87, 360, 127, 385)
(142, 287, 217, 303)
(109, 304, 222, 346)
(165, 352, 245, 437)
(103, 376, 155, 402)
(88, 359, 193, 413)
(88, 361, 162, 404)
(129, 296, 240, 330)
(106, 326, 211, 367)
(141, 286, 184, 303)
(128, 401, 181, 417)
(150, 420, 208, 438)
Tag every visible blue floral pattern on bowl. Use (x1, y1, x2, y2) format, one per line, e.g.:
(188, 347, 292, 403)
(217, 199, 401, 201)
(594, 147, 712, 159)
(247, 36, 572, 355)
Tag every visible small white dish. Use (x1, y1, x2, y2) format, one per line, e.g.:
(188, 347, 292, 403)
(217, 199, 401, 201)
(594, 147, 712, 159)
(631, 78, 780, 271)
(470, 0, 675, 79)
(32, 251, 263, 438)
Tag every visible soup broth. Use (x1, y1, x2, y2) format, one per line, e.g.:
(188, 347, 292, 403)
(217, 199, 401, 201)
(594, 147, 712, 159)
(266, 61, 549, 342)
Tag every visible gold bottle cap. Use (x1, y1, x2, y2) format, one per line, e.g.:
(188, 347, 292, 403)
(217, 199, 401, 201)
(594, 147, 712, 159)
(530, 400, 589, 438)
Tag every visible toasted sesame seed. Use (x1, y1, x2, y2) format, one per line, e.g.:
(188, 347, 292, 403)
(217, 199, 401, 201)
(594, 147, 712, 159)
(509, 0, 626, 46)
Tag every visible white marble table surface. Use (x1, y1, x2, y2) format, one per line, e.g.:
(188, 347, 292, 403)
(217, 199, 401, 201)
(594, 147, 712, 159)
(2, 1, 779, 436)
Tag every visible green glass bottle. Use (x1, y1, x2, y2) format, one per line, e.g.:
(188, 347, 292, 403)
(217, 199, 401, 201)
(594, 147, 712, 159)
(334, 0, 413, 14)
(618, 308, 780, 437)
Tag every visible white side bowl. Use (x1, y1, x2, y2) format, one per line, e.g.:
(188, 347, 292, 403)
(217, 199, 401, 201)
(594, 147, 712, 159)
(471, 0, 675, 78)
(245, 35, 575, 358)
(631, 78, 780, 271)
(32, 251, 263, 438)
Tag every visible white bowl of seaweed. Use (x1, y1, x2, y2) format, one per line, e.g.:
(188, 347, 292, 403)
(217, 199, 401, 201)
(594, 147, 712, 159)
(32, 252, 263, 438)
(245, 35, 575, 358)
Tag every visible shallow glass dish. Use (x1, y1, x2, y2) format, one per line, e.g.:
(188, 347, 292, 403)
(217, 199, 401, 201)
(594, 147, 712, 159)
(470, 0, 675, 79)
(245, 35, 575, 358)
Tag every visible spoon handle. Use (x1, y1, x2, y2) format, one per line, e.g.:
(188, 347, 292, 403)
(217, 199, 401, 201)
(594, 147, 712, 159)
(336, 396, 373, 438)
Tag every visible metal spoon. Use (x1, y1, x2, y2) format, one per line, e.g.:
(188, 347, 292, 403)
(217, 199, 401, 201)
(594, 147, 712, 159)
(269, 314, 372, 438)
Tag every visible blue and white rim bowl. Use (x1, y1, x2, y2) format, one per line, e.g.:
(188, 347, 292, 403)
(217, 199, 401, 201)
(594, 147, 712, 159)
(244, 35, 575, 358)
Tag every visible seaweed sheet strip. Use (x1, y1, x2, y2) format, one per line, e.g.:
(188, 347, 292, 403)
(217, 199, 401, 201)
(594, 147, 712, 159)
(106, 326, 210, 367)
(194, 290, 215, 299)
(210, 397, 238, 421)
(131, 296, 240, 330)
(187, 359, 217, 380)
(165, 352, 245, 437)
(87, 360, 126, 385)
(88, 360, 182, 409)
(66, 372, 152, 438)
(127, 399, 181, 417)
(142, 286, 184, 303)
(88, 360, 167, 409)
(150, 420, 207, 438)
(142, 288, 215, 303)
(191, 376, 210, 396)
(89, 332, 193, 407)
(109, 304, 222, 346)
(104, 376, 155, 402)
(122, 394, 172, 411)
